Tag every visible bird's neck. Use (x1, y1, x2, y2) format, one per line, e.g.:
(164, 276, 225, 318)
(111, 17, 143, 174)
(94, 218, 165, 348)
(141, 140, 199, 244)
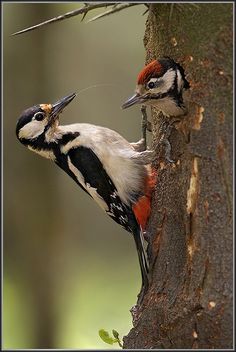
(152, 97, 186, 117)
(20, 127, 80, 160)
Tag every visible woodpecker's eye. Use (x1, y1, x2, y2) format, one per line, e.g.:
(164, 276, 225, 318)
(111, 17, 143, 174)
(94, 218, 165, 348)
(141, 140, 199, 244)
(34, 112, 45, 121)
(147, 81, 155, 89)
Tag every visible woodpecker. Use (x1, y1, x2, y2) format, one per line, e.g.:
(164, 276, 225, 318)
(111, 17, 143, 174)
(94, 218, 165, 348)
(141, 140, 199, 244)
(16, 93, 157, 294)
(122, 57, 190, 162)
(122, 57, 190, 116)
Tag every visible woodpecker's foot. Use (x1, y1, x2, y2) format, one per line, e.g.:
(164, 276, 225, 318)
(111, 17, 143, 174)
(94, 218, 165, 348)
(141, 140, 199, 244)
(141, 105, 152, 150)
(130, 138, 146, 152)
(131, 149, 156, 164)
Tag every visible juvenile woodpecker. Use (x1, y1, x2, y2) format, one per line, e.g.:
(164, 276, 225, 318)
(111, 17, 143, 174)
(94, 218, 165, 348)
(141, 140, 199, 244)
(122, 57, 190, 116)
(122, 57, 190, 161)
(16, 93, 157, 293)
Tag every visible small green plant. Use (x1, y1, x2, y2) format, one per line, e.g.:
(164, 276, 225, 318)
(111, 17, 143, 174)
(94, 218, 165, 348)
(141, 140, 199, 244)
(99, 328, 123, 348)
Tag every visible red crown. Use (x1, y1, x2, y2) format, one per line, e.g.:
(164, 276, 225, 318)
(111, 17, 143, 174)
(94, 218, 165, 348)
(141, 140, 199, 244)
(137, 60, 162, 85)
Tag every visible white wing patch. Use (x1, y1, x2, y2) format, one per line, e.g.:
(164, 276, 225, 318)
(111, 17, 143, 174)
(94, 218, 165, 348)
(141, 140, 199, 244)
(60, 136, 81, 154)
(67, 156, 109, 211)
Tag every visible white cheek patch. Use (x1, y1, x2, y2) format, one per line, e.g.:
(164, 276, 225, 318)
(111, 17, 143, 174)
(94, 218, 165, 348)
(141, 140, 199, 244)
(161, 69, 176, 91)
(67, 156, 109, 212)
(18, 120, 45, 140)
(176, 69, 184, 92)
(151, 68, 176, 94)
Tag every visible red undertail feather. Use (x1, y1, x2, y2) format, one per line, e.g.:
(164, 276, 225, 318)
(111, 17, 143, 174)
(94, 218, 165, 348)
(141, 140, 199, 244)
(137, 60, 162, 85)
(132, 167, 157, 230)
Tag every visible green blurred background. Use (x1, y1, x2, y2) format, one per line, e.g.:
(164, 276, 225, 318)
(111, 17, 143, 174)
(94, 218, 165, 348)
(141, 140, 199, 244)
(3, 2, 147, 349)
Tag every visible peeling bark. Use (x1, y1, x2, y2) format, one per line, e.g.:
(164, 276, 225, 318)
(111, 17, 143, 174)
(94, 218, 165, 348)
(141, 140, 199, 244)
(124, 3, 233, 349)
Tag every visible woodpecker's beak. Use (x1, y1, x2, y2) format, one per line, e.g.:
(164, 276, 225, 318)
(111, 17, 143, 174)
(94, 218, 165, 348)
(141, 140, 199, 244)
(50, 93, 76, 120)
(121, 93, 143, 109)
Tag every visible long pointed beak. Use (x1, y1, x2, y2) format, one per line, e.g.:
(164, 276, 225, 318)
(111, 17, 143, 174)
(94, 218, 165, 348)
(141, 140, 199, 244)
(121, 93, 142, 109)
(50, 93, 76, 119)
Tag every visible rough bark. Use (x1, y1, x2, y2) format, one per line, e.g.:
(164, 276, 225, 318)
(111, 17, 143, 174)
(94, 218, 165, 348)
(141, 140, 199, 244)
(124, 3, 233, 349)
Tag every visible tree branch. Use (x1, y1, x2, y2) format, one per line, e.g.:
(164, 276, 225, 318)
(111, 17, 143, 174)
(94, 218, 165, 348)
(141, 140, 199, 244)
(87, 3, 140, 23)
(11, 2, 145, 36)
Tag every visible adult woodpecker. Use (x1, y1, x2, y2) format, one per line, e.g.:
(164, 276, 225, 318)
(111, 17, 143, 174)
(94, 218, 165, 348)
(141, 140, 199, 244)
(16, 93, 157, 293)
(122, 57, 190, 161)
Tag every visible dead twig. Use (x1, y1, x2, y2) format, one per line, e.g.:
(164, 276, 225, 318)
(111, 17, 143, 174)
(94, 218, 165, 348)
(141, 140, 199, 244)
(12, 3, 115, 36)
(11, 2, 146, 36)
(87, 3, 140, 23)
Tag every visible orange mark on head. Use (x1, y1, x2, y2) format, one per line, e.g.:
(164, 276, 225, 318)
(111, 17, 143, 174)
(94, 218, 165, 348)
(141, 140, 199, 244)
(133, 168, 157, 230)
(137, 60, 162, 85)
(40, 103, 52, 114)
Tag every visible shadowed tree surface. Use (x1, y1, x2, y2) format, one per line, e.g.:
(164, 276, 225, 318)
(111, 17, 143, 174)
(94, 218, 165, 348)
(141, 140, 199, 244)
(123, 3, 233, 349)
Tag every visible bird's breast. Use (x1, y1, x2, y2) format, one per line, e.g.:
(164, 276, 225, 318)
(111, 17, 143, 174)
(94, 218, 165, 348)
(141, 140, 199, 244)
(58, 124, 148, 205)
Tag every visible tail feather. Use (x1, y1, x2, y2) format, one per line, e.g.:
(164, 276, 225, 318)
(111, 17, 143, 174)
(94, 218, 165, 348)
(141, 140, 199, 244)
(125, 167, 157, 293)
(125, 206, 149, 291)
(133, 226, 149, 292)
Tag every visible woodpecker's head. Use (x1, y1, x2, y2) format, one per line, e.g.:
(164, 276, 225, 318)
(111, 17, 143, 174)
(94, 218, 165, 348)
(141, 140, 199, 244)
(122, 57, 190, 116)
(16, 93, 76, 144)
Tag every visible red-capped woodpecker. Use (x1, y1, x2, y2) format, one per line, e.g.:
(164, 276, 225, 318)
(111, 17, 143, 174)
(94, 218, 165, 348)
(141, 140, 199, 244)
(16, 93, 157, 294)
(122, 57, 190, 116)
(122, 57, 190, 162)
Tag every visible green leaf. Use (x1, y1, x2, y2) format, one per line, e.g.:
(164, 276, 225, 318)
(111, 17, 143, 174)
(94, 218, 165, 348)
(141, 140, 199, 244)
(112, 329, 123, 348)
(112, 329, 119, 339)
(98, 329, 117, 345)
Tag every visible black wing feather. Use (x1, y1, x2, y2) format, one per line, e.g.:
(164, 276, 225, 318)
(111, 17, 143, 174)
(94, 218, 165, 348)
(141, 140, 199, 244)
(67, 146, 133, 232)
(55, 151, 90, 196)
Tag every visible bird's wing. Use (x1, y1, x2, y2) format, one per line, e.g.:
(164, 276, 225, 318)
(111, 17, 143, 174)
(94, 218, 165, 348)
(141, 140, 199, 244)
(66, 146, 134, 232)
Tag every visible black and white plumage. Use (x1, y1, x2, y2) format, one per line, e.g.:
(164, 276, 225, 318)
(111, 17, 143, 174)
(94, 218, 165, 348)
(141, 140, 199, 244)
(16, 93, 156, 292)
(122, 57, 190, 117)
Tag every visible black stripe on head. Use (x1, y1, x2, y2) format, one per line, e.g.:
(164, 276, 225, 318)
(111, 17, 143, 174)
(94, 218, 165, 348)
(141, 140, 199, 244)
(160, 57, 190, 90)
(159, 57, 177, 72)
(175, 62, 190, 89)
(16, 105, 43, 136)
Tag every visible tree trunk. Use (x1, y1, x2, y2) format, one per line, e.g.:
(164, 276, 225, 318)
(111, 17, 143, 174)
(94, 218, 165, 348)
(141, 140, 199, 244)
(124, 3, 233, 349)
